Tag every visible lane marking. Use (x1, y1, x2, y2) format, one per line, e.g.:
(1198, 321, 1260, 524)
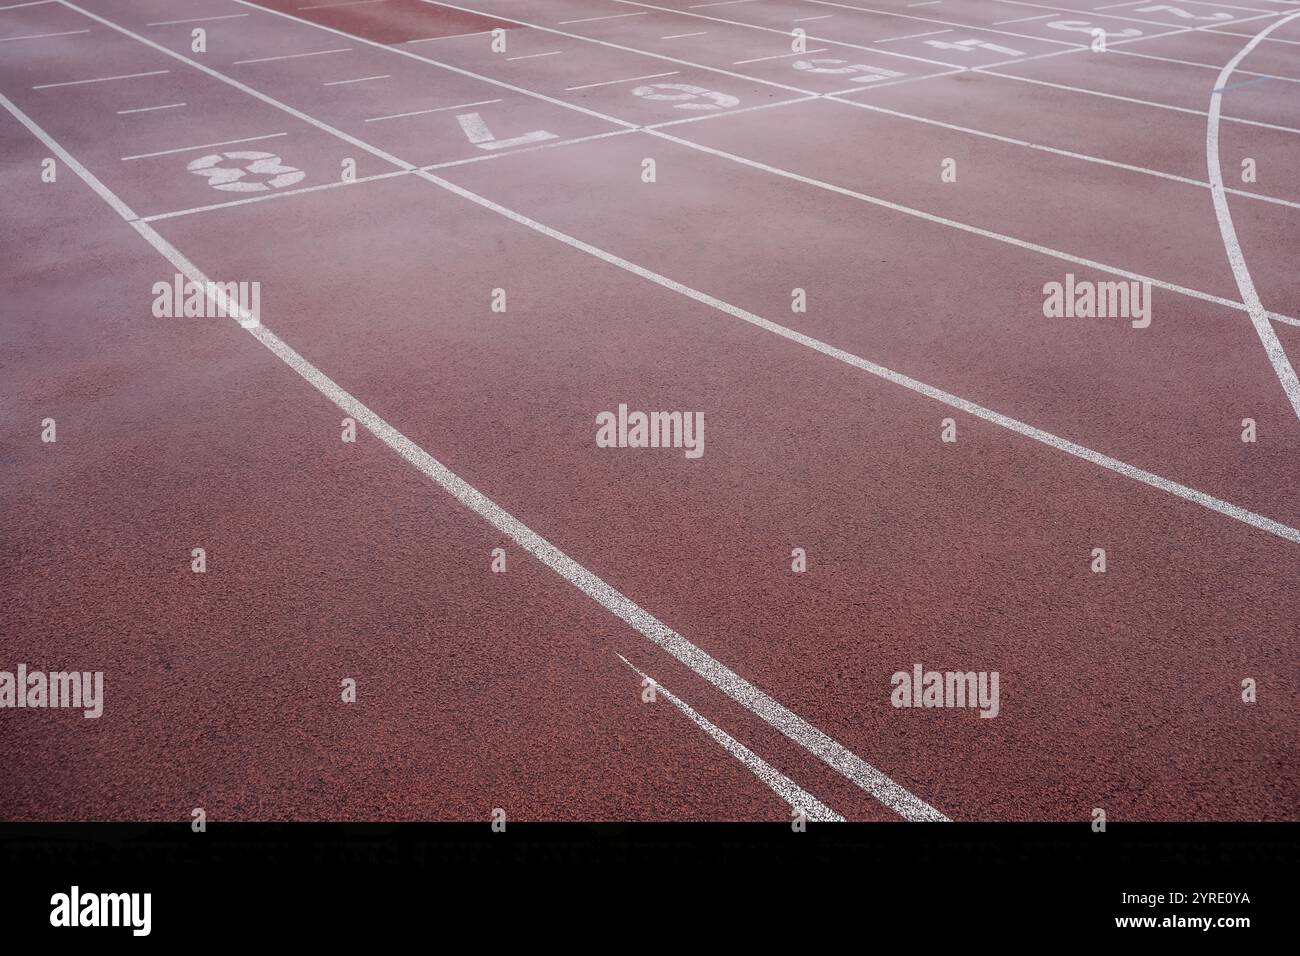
(1205, 10, 1300, 420)
(1113, 47, 1300, 85)
(141, 169, 412, 222)
(364, 97, 500, 121)
(616, 655, 845, 822)
(733, 48, 830, 63)
(323, 73, 391, 85)
(0, 0, 55, 9)
(793, 15, 834, 21)
(33, 69, 168, 89)
(0, 28, 87, 41)
(147, 14, 249, 26)
(660, 31, 708, 38)
(0, 88, 947, 822)
(505, 50, 563, 60)
(299, 0, 386, 9)
(232, 47, 351, 64)
(120, 132, 286, 161)
(566, 71, 680, 90)
(559, 12, 647, 23)
(403, 30, 492, 42)
(690, 0, 759, 7)
(993, 14, 1058, 24)
(876, 29, 952, 41)
(116, 102, 185, 114)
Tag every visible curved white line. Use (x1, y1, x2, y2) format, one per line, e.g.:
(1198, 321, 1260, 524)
(1206, 11, 1300, 421)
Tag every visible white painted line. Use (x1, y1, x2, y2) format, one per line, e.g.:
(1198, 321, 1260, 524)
(616, 655, 845, 822)
(733, 47, 829, 63)
(506, 50, 564, 60)
(120, 132, 286, 160)
(992, 14, 1056, 24)
(422, 129, 635, 170)
(33, 69, 168, 89)
(690, 0, 758, 7)
(1206, 10, 1300, 420)
(660, 31, 708, 38)
(0, 85, 947, 821)
(233, 47, 351, 64)
(300, 0, 386, 9)
(147, 13, 249, 26)
(0, 28, 87, 41)
(559, 11, 647, 23)
(364, 97, 500, 121)
(793, 15, 834, 21)
(908, 1, 942, 5)
(116, 102, 185, 114)
(323, 73, 391, 85)
(565, 71, 679, 90)
(876, 28, 950, 41)
(0, 0, 55, 10)
(403, 30, 490, 42)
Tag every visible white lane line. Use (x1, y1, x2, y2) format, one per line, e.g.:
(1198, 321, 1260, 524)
(0, 0, 55, 10)
(909, 1, 942, 5)
(299, 0, 386, 9)
(733, 47, 829, 63)
(660, 30, 708, 38)
(992, 14, 1057, 24)
(323, 73, 391, 85)
(1206, 10, 1300, 421)
(690, 0, 758, 7)
(794, 15, 834, 21)
(827, 95, 1300, 212)
(232, 47, 351, 64)
(0, 86, 946, 822)
(403, 29, 490, 42)
(33, 69, 168, 89)
(147, 13, 249, 26)
(364, 97, 500, 121)
(566, 71, 679, 90)
(506, 50, 563, 60)
(559, 11, 647, 23)
(876, 28, 950, 41)
(120, 131, 286, 160)
(0, 28, 87, 41)
(116, 102, 185, 114)
(1115, 47, 1300, 86)
(616, 655, 845, 822)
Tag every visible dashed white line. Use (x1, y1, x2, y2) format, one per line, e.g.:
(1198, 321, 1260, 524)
(616, 655, 845, 822)
(147, 13, 250, 26)
(1205, 9, 1300, 420)
(565, 71, 679, 90)
(505, 50, 564, 60)
(733, 47, 829, 63)
(299, 0, 386, 9)
(120, 132, 286, 161)
(876, 28, 951, 41)
(992, 14, 1057, 24)
(0, 0, 55, 10)
(116, 102, 185, 114)
(323, 73, 391, 85)
(364, 97, 501, 122)
(0, 28, 87, 41)
(558, 11, 647, 23)
(690, 0, 758, 7)
(403, 30, 491, 42)
(660, 30, 708, 38)
(232, 47, 351, 64)
(33, 69, 168, 89)
(793, 15, 834, 21)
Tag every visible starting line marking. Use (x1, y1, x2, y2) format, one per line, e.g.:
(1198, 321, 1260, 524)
(566, 71, 679, 90)
(116, 102, 186, 114)
(147, 14, 249, 26)
(323, 74, 392, 85)
(33, 69, 169, 89)
(233, 47, 351, 65)
(0, 28, 87, 41)
(363, 97, 500, 122)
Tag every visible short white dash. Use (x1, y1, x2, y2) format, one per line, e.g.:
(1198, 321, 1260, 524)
(877, 29, 951, 42)
(147, 14, 250, 26)
(121, 132, 286, 161)
(299, 0, 386, 9)
(364, 98, 501, 122)
(33, 69, 168, 89)
(660, 31, 708, 39)
(116, 102, 186, 114)
(322, 73, 390, 85)
(558, 12, 647, 24)
(506, 50, 563, 60)
(565, 71, 678, 90)
(233, 47, 351, 65)
(734, 48, 828, 64)
(0, 29, 88, 42)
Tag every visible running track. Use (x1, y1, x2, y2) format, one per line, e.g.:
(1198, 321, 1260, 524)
(1, 0, 1298, 822)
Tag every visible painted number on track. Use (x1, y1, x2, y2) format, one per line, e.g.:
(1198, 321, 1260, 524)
(186, 150, 305, 192)
(630, 83, 739, 111)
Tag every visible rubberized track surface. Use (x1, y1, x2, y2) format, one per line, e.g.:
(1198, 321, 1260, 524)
(2, 0, 1298, 822)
